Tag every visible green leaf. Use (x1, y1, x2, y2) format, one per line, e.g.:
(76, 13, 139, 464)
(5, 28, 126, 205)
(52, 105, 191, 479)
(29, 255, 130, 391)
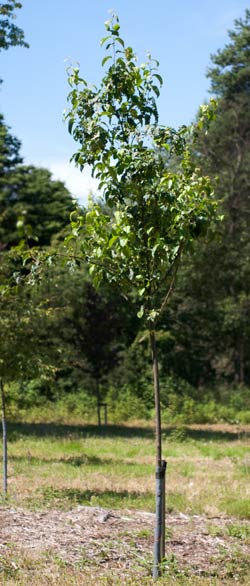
(152, 243, 159, 256)
(116, 37, 124, 47)
(64, 234, 76, 245)
(101, 34, 111, 46)
(153, 73, 163, 85)
(152, 85, 160, 97)
(101, 55, 112, 67)
(138, 287, 146, 297)
(68, 118, 74, 134)
(108, 235, 118, 248)
(148, 309, 159, 322)
(137, 306, 144, 319)
(70, 210, 78, 222)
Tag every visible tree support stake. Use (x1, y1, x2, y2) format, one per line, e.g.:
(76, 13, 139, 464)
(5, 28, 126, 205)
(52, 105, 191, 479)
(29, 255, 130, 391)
(153, 460, 167, 579)
(1, 379, 7, 496)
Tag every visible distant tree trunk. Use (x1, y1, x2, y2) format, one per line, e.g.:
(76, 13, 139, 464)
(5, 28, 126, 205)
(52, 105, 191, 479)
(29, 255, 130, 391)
(234, 336, 245, 384)
(239, 337, 245, 384)
(96, 379, 101, 426)
(1, 378, 7, 495)
(150, 329, 166, 580)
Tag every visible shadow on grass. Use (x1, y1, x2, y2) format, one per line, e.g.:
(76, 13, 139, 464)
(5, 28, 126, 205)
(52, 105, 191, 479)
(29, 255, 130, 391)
(7, 421, 249, 443)
(29, 486, 188, 514)
(8, 422, 155, 442)
(182, 427, 250, 442)
(9, 454, 106, 466)
(36, 486, 155, 511)
(9, 453, 143, 469)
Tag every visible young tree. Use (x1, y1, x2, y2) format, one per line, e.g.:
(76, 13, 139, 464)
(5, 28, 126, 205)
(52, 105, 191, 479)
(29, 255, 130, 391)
(0, 259, 67, 495)
(66, 15, 217, 577)
(0, 116, 76, 493)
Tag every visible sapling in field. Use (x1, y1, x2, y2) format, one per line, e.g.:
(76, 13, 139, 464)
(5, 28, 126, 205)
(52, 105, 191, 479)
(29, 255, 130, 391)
(65, 14, 217, 578)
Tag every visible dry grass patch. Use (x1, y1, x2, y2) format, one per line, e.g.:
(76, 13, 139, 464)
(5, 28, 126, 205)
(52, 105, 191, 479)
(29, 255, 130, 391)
(1, 506, 250, 585)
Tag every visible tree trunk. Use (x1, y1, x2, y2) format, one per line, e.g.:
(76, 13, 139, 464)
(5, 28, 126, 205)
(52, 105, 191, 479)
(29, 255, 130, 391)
(239, 336, 245, 384)
(150, 330, 161, 466)
(1, 378, 7, 496)
(234, 336, 245, 384)
(150, 330, 166, 580)
(96, 380, 101, 426)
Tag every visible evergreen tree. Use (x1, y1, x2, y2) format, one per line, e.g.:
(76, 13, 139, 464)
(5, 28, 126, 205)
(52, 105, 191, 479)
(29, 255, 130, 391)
(0, 116, 75, 249)
(207, 10, 250, 99)
(181, 10, 250, 385)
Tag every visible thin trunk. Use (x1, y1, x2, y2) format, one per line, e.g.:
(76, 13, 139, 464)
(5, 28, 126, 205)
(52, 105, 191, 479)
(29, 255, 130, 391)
(234, 336, 245, 384)
(104, 403, 108, 426)
(150, 330, 166, 580)
(1, 378, 7, 495)
(239, 337, 245, 384)
(96, 380, 101, 426)
(150, 330, 162, 467)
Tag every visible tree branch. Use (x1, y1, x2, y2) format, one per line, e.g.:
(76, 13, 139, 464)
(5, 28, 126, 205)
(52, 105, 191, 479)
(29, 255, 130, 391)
(155, 243, 184, 321)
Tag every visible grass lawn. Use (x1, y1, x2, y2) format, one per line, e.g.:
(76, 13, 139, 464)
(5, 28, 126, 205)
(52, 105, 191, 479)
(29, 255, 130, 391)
(0, 421, 249, 584)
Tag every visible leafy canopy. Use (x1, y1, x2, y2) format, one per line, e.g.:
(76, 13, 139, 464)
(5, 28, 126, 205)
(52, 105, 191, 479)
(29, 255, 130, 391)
(66, 14, 217, 323)
(0, 116, 75, 250)
(0, 1, 28, 51)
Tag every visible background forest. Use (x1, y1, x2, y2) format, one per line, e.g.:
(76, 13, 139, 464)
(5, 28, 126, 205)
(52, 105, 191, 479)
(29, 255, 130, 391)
(1, 8, 250, 426)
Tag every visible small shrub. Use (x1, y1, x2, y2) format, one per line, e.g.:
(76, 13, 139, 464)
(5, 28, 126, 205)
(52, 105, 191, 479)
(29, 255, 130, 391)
(221, 498, 250, 519)
(227, 524, 250, 539)
(168, 426, 188, 443)
(106, 386, 150, 422)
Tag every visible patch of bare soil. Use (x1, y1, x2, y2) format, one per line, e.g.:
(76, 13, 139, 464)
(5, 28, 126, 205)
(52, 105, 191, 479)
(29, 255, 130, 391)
(0, 506, 249, 578)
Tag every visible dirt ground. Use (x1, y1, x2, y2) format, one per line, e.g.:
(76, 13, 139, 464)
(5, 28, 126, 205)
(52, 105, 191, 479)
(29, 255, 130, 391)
(1, 505, 249, 579)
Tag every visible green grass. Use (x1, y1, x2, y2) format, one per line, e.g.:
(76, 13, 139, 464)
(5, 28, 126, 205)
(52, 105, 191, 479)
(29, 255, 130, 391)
(227, 523, 250, 539)
(1, 420, 250, 584)
(221, 498, 250, 519)
(1, 550, 250, 585)
(208, 522, 250, 540)
(179, 462, 195, 477)
(2, 421, 249, 519)
(197, 443, 250, 459)
(37, 486, 155, 511)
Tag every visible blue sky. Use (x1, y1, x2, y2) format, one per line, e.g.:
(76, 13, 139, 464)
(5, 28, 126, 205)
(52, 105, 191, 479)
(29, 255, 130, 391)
(0, 0, 247, 202)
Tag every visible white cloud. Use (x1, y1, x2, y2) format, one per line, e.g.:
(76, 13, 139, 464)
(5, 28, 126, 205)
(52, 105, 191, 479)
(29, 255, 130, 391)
(48, 161, 99, 204)
(27, 158, 99, 204)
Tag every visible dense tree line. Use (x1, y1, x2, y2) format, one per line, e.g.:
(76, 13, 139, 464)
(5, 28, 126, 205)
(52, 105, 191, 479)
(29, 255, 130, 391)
(172, 10, 250, 388)
(0, 10, 250, 425)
